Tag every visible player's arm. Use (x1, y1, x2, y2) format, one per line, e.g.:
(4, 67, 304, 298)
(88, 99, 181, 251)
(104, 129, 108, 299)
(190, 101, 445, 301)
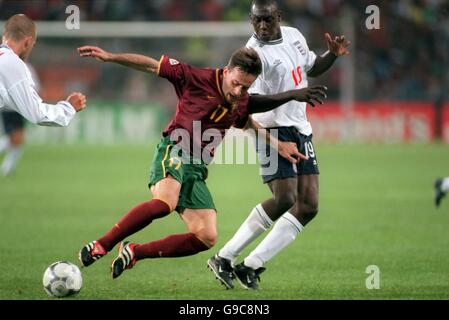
(307, 33, 350, 78)
(78, 46, 160, 74)
(245, 116, 308, 164)
(247, 85, 328, 114)
(7, 78, 86, 127)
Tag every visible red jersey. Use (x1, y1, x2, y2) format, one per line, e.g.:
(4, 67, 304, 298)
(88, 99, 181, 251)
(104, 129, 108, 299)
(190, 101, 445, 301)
(158, 55, 250, 161)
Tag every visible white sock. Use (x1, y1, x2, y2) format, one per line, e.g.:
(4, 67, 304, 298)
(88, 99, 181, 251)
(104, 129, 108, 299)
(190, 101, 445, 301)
(441, 178, 449, 193)
(219, 204, 274, 264)
(1, 146, 23, 176)
(0, 136, 9, 153)
(244, 212, 303, 270)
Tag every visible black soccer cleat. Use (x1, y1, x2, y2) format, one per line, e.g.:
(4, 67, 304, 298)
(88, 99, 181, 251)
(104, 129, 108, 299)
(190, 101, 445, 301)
(207, 254, 235, 290)
(233, 263, 266, 290)
(111, 241, 136, 279)
(79, 240, 107, 267)
(434, 178, 446, 208)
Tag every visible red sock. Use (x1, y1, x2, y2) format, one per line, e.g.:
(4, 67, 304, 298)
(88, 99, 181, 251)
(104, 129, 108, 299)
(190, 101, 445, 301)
(134, 233, 209, 259)
(98, 199, 171, 252)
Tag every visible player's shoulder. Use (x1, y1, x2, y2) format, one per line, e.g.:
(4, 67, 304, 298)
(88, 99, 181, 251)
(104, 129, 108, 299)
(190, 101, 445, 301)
(184, 64, 220, 89)
(190, 65, 217, 78)
(281, 26, 306, 41)
(246, 34, 259, 48)
(0, 47, 27, 74)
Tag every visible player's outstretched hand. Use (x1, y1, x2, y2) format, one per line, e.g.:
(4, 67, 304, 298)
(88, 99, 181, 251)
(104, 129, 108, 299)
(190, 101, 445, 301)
(278, 141, 308, 164)
(78, 46, 112, 62)
(325, 33, 351, 56)
(67, 92, 87, 112)
(291, 85, 328, 107)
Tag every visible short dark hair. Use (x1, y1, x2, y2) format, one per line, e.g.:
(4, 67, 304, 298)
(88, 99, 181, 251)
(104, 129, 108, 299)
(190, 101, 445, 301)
(228, 47, 262, 77)
(251, 0, 279, 10)
(3, 14, 36, 41)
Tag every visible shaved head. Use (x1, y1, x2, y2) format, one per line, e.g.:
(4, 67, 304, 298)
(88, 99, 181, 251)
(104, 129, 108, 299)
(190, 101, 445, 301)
(251, 0, 279, 13)
(3, 14, 36, 42)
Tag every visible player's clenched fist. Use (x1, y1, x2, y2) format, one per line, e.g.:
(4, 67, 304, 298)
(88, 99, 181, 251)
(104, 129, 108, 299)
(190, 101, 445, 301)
(67, 92, 87, 112)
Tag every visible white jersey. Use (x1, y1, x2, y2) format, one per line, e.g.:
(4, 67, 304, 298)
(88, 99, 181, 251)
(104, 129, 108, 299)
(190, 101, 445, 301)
(247, 26, 317, 136)
(0, 44, 76, 127)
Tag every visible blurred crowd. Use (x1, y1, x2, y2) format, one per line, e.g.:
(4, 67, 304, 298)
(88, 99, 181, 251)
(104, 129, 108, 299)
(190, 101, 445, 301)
(0, 0, 448, 102)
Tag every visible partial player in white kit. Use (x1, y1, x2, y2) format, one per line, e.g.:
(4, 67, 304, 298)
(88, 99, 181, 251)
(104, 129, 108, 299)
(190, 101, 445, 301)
(434, 177, 449, 207)
(0, 14, 86, 128)
(208, 0, 350, 290)
(0, 63, 40, 176)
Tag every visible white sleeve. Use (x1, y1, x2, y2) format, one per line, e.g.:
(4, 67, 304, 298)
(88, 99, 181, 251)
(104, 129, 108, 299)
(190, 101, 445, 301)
(292, 28, 317, 73)
(7, 79, 76, 127)
(305, 50, 317, 73)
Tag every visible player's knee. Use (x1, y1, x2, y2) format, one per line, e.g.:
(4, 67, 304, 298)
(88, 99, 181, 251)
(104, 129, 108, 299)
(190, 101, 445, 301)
(307, 206, 319, 219)
(153, 196, 177, 212)
(194, 229, 217, 248)
(304, 201, 319, 221)
(275, 192, 296, 212)
(10, 131, 24, 146)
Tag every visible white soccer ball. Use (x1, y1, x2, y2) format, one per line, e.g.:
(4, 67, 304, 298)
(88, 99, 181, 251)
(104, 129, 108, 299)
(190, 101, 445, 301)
(43, 261, 83, 298)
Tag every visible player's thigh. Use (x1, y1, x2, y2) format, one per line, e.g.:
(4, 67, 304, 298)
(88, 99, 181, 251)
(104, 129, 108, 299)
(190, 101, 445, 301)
(9, 128, 25, 146)
(151, 176, 181, 212)
(296, 174, 319, 209)
(267, 177, 297, 202)
(181, 208, 217, 246)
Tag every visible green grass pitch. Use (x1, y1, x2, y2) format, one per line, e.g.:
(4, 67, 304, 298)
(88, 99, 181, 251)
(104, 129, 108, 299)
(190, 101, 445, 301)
(1, 143, 448, 299)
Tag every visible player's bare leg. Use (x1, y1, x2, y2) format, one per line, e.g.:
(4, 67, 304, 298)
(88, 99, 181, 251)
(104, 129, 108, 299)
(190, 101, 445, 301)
(111, 208, 214, 279)
(262, 178, 298, 221)
(290, 175, 319, 226)
(79, 176, 180, 267)
(1, 128, 24, 176)
(181, 208, 217, 249)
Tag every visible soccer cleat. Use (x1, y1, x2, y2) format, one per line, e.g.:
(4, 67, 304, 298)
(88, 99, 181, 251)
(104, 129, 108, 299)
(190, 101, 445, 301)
(207, 254, 235, 290)
(79, 240, 107, 267)
(111, 241, 137, 279)
(434, 179, 446, 208)
(233, 263, 266, 290)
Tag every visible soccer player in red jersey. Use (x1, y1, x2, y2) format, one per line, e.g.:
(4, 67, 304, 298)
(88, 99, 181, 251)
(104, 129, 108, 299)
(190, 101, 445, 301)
(77, 45, 327, 279)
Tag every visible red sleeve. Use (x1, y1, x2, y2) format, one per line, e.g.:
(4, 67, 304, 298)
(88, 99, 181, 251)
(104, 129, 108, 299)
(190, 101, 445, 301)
(233, 93, 250, 129)
(157, 55, 191, 93)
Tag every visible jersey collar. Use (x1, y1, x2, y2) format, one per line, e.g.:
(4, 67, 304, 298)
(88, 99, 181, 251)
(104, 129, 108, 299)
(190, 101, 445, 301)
(0, 44, 11, 50)
(215, 69, 224, 97)
(252, 33, 283, 46)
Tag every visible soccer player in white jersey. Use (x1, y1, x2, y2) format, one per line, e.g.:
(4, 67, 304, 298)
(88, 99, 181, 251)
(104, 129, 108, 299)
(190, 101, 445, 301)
(208, 0, 350, 290)
(0, 63, 40, 176)
(0, 14, 86, 128)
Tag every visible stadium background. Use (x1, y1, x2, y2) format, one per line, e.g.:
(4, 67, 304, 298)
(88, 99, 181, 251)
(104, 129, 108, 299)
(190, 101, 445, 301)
(1, 0, 449, 300)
